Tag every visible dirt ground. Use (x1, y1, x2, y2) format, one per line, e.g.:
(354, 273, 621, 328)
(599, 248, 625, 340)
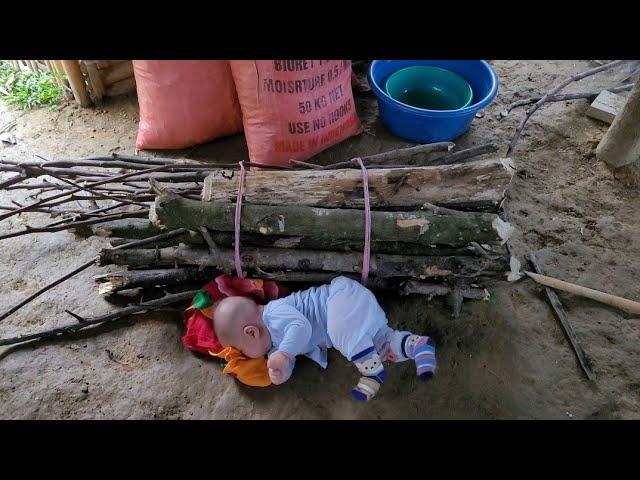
(1, 60, 639, 420)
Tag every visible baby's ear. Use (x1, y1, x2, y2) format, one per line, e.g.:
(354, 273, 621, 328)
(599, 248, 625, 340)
(243, 325, 259, 338)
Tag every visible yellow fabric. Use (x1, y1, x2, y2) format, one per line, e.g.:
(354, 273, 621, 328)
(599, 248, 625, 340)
(208, 347, 272, 387)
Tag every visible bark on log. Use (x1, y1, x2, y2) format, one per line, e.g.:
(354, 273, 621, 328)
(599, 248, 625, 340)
(98, 246, 508, 279)
(152, 195, 511, 248)
(202, 158, 514, 211)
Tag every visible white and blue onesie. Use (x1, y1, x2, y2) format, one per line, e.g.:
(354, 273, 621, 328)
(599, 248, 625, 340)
(262, 276, 436, 401)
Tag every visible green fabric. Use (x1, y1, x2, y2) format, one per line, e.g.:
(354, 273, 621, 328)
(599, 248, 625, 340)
(191, 290, 212, 310)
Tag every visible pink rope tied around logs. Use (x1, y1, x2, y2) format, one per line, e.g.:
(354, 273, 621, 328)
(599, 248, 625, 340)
(234, 161, 247, 278)
(354, 157, 371, 284)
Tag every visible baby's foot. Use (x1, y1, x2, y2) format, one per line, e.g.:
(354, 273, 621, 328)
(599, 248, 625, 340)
(351, 347, 386, 402)
(403, 335, 436, 380)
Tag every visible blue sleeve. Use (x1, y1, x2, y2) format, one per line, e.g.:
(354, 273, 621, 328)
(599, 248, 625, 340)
(271, 304, 313, 357)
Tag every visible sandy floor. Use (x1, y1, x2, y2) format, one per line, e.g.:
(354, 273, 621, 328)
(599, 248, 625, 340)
(1, 60, 639, 419)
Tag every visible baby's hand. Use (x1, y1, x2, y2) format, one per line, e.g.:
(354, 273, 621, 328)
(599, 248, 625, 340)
(267, 350, 294, 385)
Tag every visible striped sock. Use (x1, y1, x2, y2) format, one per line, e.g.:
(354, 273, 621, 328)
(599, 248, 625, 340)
(402, 334, 436, 379)
(350, 347, 386, 402)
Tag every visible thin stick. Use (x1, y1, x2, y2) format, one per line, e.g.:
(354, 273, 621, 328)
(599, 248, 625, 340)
(506, 60, 627, 157)
(0, 228, 190, 324)
(0, 291, 197, 347)
(525, 269, 640, 315)
(42, 205, 143, 228)
(198, 226, 221, 255)
(289, 159, 322, 169)
(0, 259, 96, 324)
(33, 165, 147, 207)
(426, 144, 499, 165)
(0, 164, 171, 222)
(529, 253, 595, 381)
(320, 142, 455, 170)
(0, 211, 148, 241)
(503, 83, 635, 116)
(0, 173, 29, 190)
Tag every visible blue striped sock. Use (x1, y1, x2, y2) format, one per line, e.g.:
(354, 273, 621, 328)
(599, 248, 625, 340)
(403, 335, 436, 379)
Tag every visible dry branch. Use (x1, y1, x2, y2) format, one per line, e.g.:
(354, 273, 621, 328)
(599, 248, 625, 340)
(0, 291, 196, 348)
(506, 60, 628, 157)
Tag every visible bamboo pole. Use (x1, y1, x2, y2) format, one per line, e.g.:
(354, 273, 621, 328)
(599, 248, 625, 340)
(61, 60, 91, 107)
(49, 60, 68, 92)
(525, 271, 640, 315)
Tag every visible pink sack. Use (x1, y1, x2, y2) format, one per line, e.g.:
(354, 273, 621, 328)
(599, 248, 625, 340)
(230, 60, 362, 168)
(133, 60, 243, 150)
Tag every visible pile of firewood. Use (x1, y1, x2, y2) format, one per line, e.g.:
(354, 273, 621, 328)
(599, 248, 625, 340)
(0, 141, 514, 347)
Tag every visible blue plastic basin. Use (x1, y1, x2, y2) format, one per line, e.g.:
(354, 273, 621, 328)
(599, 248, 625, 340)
(369, 60, 499, 143)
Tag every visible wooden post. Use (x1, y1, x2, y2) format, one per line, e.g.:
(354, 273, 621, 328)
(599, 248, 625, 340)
(596, 80, 640, 169)
(83, 61, 105, 103)
(61, 60, 91, 107)
(102, 61, 134, 86)
(104, 77, 136, 97)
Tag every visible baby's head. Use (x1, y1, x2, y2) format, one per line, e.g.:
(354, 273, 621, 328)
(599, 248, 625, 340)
(213, 296, 271, 358)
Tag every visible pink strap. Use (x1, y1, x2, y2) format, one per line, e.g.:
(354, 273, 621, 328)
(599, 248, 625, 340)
(234, 161, 247, 278)
(354, 157, 371, 284)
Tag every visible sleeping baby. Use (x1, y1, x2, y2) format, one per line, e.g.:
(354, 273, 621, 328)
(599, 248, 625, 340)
(213, 276, 436, 401)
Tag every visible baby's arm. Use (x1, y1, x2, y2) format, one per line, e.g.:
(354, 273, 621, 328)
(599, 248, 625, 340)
(267, 306, 313, 385)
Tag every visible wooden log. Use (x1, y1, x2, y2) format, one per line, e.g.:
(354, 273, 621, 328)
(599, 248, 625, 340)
(83, 61, 105, 103)
(93, 267, 213, 295)
(105, 229, 486, 257)
(98, 246, 508, 280)
(94, 60, 127, 70)
(105, 77, 136, 97)
(93, 267, 489, 300)
(596, 80, 640, 168)
(101, 60, 133, 86)
(74, 217, 160, 238)
(61, 60, 91, 107)
(153, 194, 512, 248)
(203, 158, 514, 211)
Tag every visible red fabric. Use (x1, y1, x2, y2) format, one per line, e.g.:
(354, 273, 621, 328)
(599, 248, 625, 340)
(182, 309, 222, 355)
(182, 275, 288, 356)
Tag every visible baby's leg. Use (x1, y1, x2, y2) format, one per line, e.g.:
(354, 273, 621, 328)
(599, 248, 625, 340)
(325, 277, 390, 401)
(349, 337, 386, 402)
(374, 327, 436, 379)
